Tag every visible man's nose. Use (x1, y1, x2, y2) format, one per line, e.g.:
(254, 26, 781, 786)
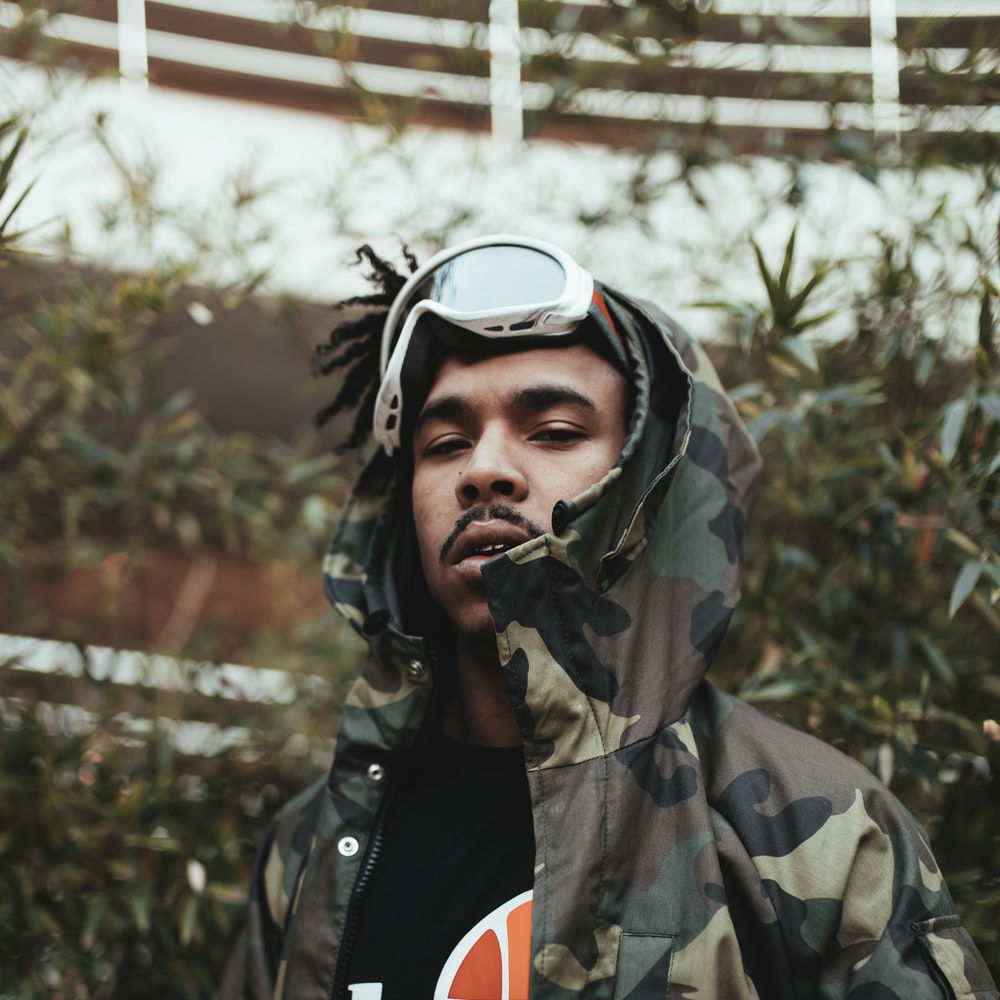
(456, 433, 527, 505)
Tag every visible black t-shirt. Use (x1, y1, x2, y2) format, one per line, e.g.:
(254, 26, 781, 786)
(346, 732, 536, 999)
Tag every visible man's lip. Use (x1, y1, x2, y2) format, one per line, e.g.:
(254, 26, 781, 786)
(449, 521, 533, 566)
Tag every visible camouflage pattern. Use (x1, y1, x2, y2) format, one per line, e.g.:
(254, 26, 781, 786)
(221, 285, 998, 999)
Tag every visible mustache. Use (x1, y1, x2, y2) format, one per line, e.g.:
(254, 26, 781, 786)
(438, 504, 546, 564)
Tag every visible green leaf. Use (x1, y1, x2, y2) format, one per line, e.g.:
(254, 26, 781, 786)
(913, 632, 955, 684)
(975, 674, 1000, 698)
(0, 123, 28, 198)
(0, 179, 36, 240)
(283, 453, 338, 486)
(778, 224, 798, 300)
(940, 398, 969, 463)
(778, 544, 814, 568)
(891, 626, 909, 670)
(129, 890, 151, 934)
(814, 378, 884, 408)
(916, 345, 936, 386)
(741, 676, 813, 702)
(752, 237, 778, 308)
(980, 561, 1000, 588)
(301, 494, 330, 534)
(946, 528, 983, 558)
(979, 271, 1000, 297)
(977, 394, 1000, 421)
(779, 335, 819, 372)
(787, 267, 829, 320)
(179, 895, 199, 947)
(949, 560, 983, 618)
(687, 302, 759, 350)
(726, 381, 765, 403)
(747, 409, 787, 443)
(80, 901, 105, 951)
(153, 389, 196, 423)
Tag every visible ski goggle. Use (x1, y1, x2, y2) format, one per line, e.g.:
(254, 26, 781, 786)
(372, 235, 594, 454)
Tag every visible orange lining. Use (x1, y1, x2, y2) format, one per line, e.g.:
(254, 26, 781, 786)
(592, 289, 625, 346)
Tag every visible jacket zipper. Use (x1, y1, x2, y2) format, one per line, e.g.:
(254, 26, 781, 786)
(328, 649, 444, 1000)
(328, 787, 393, 1000)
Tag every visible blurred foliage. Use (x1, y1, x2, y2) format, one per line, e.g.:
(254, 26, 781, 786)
(709, 202, 1000, 966)
(0, 117, 347, 571)
(1, 113, 360, 997)
(0, 693, 333, 1000)
(1, 1, 1000, 994)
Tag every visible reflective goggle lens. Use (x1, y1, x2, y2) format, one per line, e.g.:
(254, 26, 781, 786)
(429, 246, 568, 315)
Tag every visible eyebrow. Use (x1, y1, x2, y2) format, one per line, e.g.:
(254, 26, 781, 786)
(414, 383, 598, 436)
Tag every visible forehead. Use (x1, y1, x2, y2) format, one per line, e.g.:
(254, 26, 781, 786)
(422, 341, 623, 408)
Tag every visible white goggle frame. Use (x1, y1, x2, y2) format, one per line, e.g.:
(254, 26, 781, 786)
(372, 234, 594, 454)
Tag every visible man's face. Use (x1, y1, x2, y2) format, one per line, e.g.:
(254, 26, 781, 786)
(411, 342, 628, 644)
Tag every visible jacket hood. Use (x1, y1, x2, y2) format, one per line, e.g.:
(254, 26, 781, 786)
(322, 286, 762, 766)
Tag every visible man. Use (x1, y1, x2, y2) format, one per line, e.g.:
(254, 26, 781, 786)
(223, 235, 997, 999)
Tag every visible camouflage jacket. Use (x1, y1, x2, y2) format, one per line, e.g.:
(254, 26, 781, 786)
(222, 288, 998, 999)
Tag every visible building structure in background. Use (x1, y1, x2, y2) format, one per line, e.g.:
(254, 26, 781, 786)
(1, 0, 997, 315)
(3, 0, 999, 152)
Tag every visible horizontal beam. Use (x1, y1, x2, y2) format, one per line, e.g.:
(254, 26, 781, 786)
(4, 1, 996, 154)
(48, 0, 993, 107)
(70, 0, 1000, 64)
(352, 0, 998, 50)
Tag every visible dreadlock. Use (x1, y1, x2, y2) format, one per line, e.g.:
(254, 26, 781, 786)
(313, 243, 419, 452)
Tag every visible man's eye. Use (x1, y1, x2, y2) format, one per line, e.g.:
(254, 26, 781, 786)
(424, 437, 468, 456)
(533, 427, 586, 443)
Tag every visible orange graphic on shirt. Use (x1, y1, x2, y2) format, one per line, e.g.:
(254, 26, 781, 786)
(435, 891, 533, 1000)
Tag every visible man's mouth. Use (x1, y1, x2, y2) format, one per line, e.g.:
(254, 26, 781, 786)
(470, 541, 511, 557)
(447, 520, 537, 567)
(439, 504, 545, 565)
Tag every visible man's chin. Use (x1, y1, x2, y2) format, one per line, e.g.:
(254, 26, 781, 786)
(452, 617, 503, 664)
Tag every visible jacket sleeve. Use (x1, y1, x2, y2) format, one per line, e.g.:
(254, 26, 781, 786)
(219, 822, 284, 1000)
(703, 693, 997, 999)
(909, 915, 998, 1000)
(828, 908, 999, 999)
(815, 796, 998, 1000)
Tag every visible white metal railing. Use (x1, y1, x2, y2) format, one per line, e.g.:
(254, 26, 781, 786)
(0, 631, 335, 757)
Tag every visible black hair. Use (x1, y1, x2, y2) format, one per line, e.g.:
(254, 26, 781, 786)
(312, 243, 418, 452)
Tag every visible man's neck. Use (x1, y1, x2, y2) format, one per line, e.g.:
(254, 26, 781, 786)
(442, 635, 522, 748)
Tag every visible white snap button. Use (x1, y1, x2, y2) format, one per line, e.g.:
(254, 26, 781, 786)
(367, 763, 385, 783)
(408, 659, 426, 679)
(337, 836, 359, 857)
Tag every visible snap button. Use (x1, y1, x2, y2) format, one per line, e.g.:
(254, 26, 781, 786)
(551, 499, 570, 535)
(337, 836, 360, 858)
(367, 763, 385, 783)
(408, 659, 426, 679)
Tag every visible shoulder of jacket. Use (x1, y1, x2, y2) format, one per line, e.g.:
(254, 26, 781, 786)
(689, 683, 926, 846)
